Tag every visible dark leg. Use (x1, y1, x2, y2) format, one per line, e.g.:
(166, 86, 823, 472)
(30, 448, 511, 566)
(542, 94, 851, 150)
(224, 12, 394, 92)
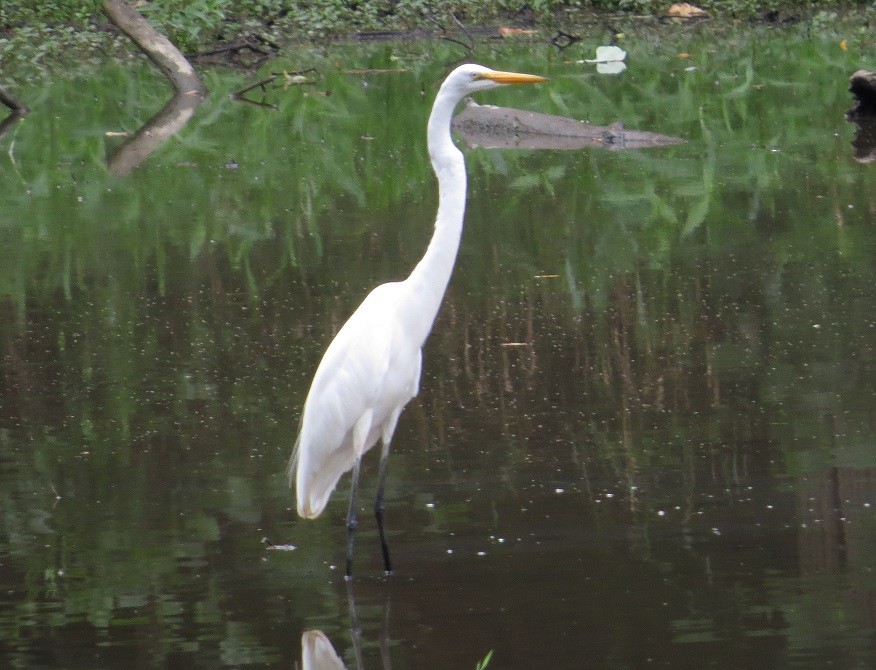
(374, 445, 393, 575)
(345, 457, 362, 580)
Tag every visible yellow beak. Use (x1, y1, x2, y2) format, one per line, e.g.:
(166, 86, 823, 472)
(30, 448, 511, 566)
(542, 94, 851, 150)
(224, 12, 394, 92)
(477, 70, 547, 85)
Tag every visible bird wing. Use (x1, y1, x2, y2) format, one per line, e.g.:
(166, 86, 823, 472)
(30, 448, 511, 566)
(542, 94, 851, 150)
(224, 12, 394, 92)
(293, 282, 421, 518)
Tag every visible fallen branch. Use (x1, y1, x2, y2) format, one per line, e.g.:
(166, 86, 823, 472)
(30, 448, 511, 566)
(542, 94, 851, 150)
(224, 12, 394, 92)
(102, 0, 206, 96)
(234, 75, 282, 99)
(189, 33, 279, 69)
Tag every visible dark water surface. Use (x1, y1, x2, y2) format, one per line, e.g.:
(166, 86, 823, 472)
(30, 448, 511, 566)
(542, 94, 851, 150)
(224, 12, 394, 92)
(1, 26, 875, 669)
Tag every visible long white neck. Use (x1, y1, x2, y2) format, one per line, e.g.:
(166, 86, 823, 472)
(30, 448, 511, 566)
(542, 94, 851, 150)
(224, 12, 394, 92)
(402, 86, 467, 346)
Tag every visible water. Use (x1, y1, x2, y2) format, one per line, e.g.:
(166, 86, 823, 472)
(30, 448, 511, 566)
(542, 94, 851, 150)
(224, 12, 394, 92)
(1, 25, 874, 669)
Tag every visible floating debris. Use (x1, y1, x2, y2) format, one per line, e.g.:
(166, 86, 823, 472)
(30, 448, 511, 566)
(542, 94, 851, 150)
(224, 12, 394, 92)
(583, 45, 627, 64)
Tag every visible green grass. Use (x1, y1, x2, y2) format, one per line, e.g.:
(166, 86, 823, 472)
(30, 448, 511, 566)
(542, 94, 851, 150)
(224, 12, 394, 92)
(476, 649, 494, 669)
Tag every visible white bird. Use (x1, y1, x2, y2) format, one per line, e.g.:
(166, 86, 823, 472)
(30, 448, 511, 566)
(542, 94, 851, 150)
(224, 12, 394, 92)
(290, 64, 546, 578)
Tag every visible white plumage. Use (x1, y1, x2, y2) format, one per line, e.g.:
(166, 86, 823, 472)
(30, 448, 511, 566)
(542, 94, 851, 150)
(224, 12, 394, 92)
(289, 64, 546, 578)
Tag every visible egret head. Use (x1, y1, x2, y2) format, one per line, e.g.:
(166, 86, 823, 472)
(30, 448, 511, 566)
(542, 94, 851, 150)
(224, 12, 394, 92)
(442, 63, 547, 98)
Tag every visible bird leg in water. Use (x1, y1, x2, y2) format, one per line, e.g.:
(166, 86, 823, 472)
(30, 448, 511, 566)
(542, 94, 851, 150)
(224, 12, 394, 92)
(374, 445, 393, 575)
(345, 457, 362, 579)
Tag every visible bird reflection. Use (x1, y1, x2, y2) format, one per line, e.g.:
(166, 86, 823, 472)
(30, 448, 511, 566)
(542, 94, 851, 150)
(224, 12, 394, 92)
(300, 582, 392, 670)
(301, 630, 346, 670)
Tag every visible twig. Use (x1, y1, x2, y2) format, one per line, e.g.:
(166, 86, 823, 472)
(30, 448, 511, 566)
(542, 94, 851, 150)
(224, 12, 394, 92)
(191, 34, 276, 60)
(448, 12, 474, 52)
(425, 12, 474, 55)
(234, 75, 281, 98)
(231, 69, 319, 108)
(232, 97, 278, 110)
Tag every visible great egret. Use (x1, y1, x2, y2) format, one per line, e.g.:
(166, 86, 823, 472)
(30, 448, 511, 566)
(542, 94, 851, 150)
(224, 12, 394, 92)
(290, 64, 546, 578)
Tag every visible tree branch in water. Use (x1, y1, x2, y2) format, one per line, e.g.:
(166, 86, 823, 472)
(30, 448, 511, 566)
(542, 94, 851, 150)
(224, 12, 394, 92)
(0, 86, 28, 115)
(102, 0, 206, 96)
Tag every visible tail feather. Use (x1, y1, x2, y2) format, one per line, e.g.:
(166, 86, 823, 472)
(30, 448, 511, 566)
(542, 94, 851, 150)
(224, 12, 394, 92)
(294, 437, 358, 519)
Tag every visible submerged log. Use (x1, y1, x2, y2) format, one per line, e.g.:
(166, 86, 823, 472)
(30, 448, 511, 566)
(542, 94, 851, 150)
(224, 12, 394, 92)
(452, 101, 685, 151)
(102, 0, 206, 96)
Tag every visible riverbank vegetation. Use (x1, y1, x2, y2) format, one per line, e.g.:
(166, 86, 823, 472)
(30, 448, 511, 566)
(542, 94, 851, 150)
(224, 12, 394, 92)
(0, 1, 873, 84)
